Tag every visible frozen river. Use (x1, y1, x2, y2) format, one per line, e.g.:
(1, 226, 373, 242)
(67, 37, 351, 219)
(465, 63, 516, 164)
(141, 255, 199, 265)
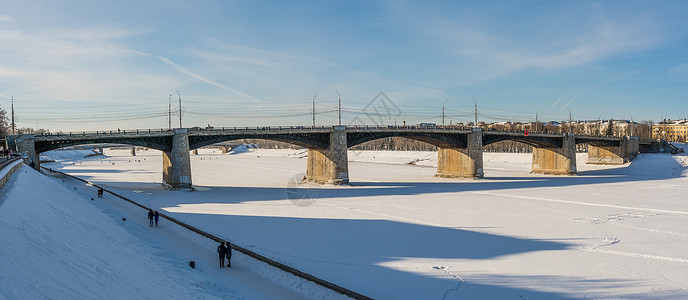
(44, 146, 688, 299)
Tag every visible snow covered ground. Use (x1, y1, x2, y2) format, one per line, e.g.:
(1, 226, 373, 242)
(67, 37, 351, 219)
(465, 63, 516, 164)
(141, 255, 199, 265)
(0, 153, 344, 299)
(6, 145, 688, 299)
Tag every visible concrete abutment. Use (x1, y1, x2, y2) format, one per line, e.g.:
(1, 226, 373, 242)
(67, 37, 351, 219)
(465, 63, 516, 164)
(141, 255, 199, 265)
(16, 134, 40, 170)
(305, 127, 349, 185)
(436, 128, 484, 179)
(531, 134, 576, 175)
(162, 128, 192, 189)
(587, 136, 639, 164)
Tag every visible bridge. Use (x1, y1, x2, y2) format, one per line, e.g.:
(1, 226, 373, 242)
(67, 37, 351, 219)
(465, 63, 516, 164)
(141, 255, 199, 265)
(15, 126, 645, 188)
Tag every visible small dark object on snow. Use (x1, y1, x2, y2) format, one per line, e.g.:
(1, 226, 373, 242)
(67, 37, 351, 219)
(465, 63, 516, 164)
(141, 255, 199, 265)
(189, 261, 195, 268)
(91, 198, 94, 201)
(74, 187, 76, 190)
(122, 218, 126, 221)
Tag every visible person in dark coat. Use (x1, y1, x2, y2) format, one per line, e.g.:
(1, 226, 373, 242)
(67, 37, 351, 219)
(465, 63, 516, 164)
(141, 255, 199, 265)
(154, 211, 160, 227)
(147, 209, 154, 227)
(97, 187, 104, 198)
(225, 241, 232, 267)
(217, 242, 227, 268)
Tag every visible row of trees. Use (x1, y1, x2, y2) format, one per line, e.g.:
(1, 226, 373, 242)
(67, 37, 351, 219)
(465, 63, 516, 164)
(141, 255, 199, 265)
(351, 138, 594, 153)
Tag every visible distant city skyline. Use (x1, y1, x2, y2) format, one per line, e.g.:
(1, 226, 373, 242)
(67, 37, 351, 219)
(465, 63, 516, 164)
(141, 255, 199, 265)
(1, 1, 687, 132)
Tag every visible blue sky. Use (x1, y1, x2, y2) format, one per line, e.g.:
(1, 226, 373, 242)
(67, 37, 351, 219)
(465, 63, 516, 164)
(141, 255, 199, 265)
(1, 0, 687, 131)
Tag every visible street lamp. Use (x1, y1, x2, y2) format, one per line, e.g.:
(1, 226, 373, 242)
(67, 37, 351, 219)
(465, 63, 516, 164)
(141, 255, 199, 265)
(312, 93, 317, 127)
(473, 97, 478, 126)
(336, 90, 341, 126)
(177, 90, 182, 128)
(442, 99, 448, 126)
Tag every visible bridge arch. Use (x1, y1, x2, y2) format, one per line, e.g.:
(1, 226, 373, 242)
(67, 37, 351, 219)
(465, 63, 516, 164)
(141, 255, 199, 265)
(482, 135, 561, 148)
(34, 136, 172, 154)
(188, 133, 329, 150)
(346, 132, 467, 149)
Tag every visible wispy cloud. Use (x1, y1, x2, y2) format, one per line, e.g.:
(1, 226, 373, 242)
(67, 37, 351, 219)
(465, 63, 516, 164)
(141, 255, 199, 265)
(554, 72, 638, 113)
(668, 62, 688, 74)
(0, 27, 178, 109)
(384, 2, 668, 85)
(130, 50, 260, 103)
(545, 96, 564, 114)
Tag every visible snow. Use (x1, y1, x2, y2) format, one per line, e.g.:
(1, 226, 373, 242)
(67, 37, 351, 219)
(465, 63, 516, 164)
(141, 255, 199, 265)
(0, 153, 345, 300)
(6, 146, 688, 299)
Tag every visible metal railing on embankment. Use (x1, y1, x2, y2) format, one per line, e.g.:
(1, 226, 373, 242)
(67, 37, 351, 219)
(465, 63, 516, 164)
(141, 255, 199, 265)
(41, 167, 372, 300)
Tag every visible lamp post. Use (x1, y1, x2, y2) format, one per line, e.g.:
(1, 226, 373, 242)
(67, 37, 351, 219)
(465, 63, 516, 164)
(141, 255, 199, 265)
(473, 97, 478, 126)
(567, 107, 572, 133)
(336, 90, 341, 126)
(312, 93, 317, 127)
(168, 94, 172, 130)
(177, 90, 182, 128)
(442, 99, 448, 126)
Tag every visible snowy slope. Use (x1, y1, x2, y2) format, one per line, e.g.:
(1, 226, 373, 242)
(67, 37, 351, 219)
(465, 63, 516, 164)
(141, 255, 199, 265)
(0, 164, 343, 300)
(0, 166, 232, 299)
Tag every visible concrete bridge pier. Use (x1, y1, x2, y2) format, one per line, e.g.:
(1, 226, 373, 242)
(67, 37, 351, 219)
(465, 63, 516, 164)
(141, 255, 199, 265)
(531, 134, 577, 175)
(16, 135, 40, 170)
(162, 128, 192, 189)
(588, 136, 639, 164)
(306, 126, 349, 184)
(436, 128, 484, 178)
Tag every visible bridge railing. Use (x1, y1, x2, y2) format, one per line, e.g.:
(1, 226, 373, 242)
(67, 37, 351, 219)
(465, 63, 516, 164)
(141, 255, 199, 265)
(33, 125, 638, 140)
(188, 126, 332, 133)
(36, 128, 175, 137)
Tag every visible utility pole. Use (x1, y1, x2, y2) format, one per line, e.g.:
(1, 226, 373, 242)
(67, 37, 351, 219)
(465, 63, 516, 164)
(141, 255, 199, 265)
(178, 91, 183, 129)
(567, 107, 572, 133)
(312, 93, 317, 127)
(11, 96, 15, 135)
(442, 99, 447, 126)
(336, 90, 341, 126)
(473, 97, 478, 126)
(168, 94, 172, 130)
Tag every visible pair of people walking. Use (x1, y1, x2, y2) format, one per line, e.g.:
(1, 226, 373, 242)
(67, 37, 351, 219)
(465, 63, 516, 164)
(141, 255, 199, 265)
(147, 209, 159, 227)
(97, 187, 104, 198)
(217, 241, 232, 268)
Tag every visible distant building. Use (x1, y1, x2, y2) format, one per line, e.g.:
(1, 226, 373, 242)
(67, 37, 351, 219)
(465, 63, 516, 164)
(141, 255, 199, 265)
(477, 119, 651, 138)
(652, 119, 688, 142)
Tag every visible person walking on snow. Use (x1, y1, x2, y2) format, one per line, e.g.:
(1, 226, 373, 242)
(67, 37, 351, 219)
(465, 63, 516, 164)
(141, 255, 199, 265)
(154, 211, 160, 227)
(217, 242, 228, 268)
(225, 241, 232, 267)
(97, 187, 104, 198)
(147, 209, 154, 227)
